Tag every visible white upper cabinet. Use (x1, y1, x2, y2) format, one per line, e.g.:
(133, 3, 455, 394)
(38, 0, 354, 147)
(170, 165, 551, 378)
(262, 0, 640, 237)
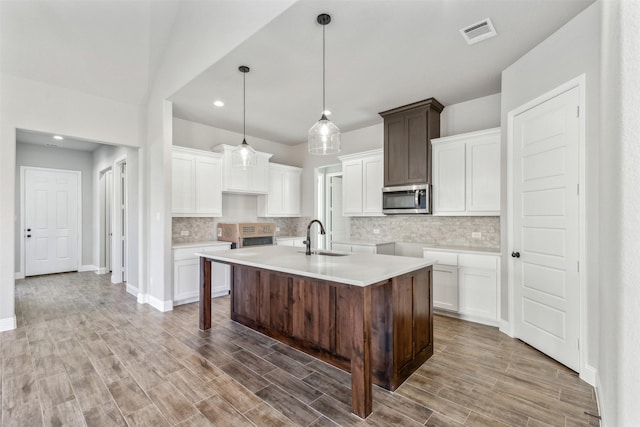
(432, 128, 500, 216)
(172, 146, 222, 217)
(211, 144, 273, 194)
(257, 163, 302, 217)
(338, 149, 384, 217)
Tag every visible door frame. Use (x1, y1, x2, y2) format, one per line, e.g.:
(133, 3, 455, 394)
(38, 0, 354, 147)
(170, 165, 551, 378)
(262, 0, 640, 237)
(19, 166, 83, 278)
(111, 156, 128, 284)
(506, 74, 588, 379)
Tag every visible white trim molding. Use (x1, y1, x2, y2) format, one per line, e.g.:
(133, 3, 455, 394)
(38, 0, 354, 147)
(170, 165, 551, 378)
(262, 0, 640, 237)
(14, 272, 25, 280)
(581, 363, 598, 387)
(78, 265, 97, 272)
(95, 267, 109, 275)
(146, 294, 173, 312)
(499, 319, 513, 337)
(0, 316, 17, 332)
(125, 283, 138, 297)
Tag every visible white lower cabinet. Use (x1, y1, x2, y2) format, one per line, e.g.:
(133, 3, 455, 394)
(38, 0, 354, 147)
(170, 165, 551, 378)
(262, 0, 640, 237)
(331, 241, 395, 255)
(275, 237, 305, 248)
(424, 249, 499, 326)
(173, 243, 231, 306)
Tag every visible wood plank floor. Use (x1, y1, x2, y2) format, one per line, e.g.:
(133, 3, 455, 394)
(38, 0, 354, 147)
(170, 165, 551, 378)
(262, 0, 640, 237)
(1, 272, 600, 426)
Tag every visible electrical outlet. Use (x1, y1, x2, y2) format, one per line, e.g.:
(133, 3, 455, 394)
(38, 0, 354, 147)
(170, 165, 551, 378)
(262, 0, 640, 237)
(276, 227, 281, 232)
(471, 232, 481, 239)
(180, 230, 189, 236)
(373, 229, 380, 235)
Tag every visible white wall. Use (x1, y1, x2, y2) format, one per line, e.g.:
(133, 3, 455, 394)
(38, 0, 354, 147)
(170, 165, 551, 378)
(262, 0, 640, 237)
(173, 117, 301, 166)
(141, 1, 296, 311)
(500, 1, 601, 378)
(598, 1, 640, 425)
(440, 93, 501, 137)
(14, 143, 95, 272)
(0, 73, 145, 330)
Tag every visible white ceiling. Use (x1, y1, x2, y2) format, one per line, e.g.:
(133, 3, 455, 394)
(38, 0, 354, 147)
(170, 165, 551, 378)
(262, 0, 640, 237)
(0, 0, 180, 106)
(170, 0, 594, 145)
(16, 129, 103, 152)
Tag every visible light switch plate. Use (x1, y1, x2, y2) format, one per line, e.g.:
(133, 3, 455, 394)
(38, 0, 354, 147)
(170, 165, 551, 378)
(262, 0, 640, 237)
(180, 230, 189, 236)
(373, 229, 380, 235)
(471, 232, 481, 239)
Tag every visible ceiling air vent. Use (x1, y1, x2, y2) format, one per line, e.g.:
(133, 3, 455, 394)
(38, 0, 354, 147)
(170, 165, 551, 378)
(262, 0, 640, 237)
(460, 18, 497, 45)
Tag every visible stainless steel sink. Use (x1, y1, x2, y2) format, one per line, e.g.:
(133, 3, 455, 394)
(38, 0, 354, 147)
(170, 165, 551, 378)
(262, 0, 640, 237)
(297, 250, 349, 257)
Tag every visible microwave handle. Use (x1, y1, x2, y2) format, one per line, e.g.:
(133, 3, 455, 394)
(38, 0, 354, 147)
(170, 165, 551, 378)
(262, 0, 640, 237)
(415, 190, 420, 207)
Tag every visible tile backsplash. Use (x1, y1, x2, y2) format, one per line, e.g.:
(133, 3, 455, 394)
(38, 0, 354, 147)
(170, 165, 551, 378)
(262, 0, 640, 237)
(173, 215, 499, 250)
(172, 217, 310, 244)
(350, 216, 500, 249)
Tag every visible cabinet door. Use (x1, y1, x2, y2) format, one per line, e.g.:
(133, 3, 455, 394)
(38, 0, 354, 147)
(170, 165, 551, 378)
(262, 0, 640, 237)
(267, 167, 285, 215)
(226, 157, 251, 192)
(458, 267, 497, 321)
(211, 262, 231, 297)
(276, 239, 295, 247)
(384, 114, 407, 186)
(173, 258, 200, 302)
(283, 169, 301, 216)
(433, 266, 459, 311)
(433, 142, 466, 214)
(251, 154, 270, 194)
(172, 153, 195, 214)
(195, 156, 222, 216)
(405, 109, 429, 184)
(362, 156, 383, 215)
(342, 160, 363, 215)
(466, 138, 500, 213)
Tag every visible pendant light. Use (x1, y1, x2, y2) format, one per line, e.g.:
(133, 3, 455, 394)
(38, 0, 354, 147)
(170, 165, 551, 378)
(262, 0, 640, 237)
(308, 13, 341, 155)
(232, 65, 257, 168)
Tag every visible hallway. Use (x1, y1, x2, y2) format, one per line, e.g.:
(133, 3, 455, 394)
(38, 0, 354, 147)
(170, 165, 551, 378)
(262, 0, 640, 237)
(1, 272, 599, 426)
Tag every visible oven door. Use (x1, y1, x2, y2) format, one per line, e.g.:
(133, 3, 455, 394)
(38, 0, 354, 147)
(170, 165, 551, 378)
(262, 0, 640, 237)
(382, 184, 430, 214)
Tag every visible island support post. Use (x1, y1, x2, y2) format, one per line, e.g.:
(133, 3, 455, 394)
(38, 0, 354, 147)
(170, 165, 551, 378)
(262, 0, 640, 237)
(199, 257, 212, 330)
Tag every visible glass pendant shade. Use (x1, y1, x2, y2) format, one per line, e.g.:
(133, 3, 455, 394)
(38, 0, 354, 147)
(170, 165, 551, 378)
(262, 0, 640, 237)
(308, 114, 341, 155)
(231, 139, 257, 169)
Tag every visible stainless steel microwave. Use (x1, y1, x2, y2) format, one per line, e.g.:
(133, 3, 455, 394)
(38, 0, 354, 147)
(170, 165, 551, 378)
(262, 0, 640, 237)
(382, 184, 430, 214)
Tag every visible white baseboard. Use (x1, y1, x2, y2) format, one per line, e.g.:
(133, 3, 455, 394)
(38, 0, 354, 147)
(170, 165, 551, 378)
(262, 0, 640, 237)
(137, 293, 147, 304)
(147, 294, 173, 312)
(499, 319, 514, 337)
(78, 265, 97, 272)
(0, 316, 17, 332)
(581, 363, 597, 387)
(125, 283, 138, 296)
(14, 272, 25, 280)
(95, 267, 109, 275)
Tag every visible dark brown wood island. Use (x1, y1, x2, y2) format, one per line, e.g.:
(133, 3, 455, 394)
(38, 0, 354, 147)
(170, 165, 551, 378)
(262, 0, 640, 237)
(197, 245, 436, 418)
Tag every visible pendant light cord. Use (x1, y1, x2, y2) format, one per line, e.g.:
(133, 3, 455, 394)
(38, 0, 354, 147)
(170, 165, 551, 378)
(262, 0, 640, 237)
(322, 21, 326, 114)
(243, 71, 246, 140)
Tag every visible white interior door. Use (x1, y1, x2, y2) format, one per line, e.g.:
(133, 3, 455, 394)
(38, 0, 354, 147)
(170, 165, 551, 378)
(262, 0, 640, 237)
(511, 86, 581, 371)
(24, 168, 80, 276)
(328, 175, 347, 248)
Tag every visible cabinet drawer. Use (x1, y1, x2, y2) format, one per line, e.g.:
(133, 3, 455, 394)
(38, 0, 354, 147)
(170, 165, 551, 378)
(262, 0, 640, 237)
(423, 250, 458, 266)
(173, 247, 203, 261)
(458, 254, 497, 270)
(351, 245, 376, 254)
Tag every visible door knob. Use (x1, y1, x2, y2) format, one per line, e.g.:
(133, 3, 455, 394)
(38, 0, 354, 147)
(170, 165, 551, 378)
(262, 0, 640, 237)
(27, 228, 31, 232)
(26, 234, 32, 238)
(511, 251, 520, 258)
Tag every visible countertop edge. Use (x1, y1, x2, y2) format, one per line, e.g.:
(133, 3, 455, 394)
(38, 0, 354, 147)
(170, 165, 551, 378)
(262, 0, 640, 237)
(172, 241, 232, 249)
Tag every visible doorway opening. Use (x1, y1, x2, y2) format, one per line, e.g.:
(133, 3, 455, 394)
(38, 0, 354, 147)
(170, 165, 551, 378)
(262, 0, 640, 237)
(316, 164, 348, 250)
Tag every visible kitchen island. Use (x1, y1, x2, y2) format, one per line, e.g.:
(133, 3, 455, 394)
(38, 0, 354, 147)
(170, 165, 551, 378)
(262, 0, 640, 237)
(196, 245, 436, 418)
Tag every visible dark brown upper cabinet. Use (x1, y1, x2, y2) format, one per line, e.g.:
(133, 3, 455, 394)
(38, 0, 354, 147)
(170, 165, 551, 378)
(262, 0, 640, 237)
(379, 98, 444, 187)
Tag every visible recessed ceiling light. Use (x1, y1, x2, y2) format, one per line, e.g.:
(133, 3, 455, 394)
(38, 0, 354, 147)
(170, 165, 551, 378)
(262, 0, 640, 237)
(53, 135, 64, 140)
(323, 110, 331, 116)
(213, 100, 224, 107)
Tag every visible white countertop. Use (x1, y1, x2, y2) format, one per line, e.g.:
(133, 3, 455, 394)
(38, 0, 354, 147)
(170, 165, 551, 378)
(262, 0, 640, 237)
(331, 240, 395, 247)
(422, 244, 500, 256)
(196, 245, 436, 287)
(172, 241, 232, 249)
